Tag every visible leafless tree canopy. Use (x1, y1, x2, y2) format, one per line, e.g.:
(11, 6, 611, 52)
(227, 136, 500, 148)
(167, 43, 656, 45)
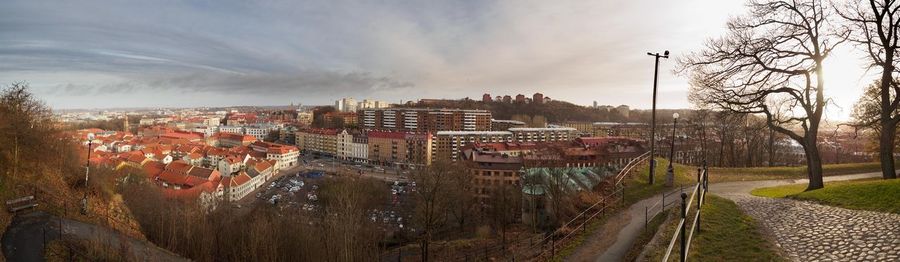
(680, 0, 843, 189)
(839, 0, 900, 179)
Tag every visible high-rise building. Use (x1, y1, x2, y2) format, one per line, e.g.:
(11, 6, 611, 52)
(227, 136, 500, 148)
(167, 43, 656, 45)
(515, 94, 526, 103)
(532, 93, 544, 104)
(358, 108, 492, 133)
(357, 99, 391, 110)
(333, 97, 358, 112)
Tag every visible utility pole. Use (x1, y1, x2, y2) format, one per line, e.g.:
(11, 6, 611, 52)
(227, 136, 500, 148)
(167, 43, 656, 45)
(646, 50, 669, 184)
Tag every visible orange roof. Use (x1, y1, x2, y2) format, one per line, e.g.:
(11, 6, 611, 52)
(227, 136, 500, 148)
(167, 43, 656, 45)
(228, 172, 252, 187)
(126, 154, 148, 164)
(165, 161, 193, 174)
(142, 161, 166, 177)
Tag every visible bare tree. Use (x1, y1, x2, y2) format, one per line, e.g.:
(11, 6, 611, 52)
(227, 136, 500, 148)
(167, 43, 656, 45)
(410, 161, 460, 261)
(680, 0, 843, 190)
(839, 0, 900, 179)
(318, 177, 386, 261)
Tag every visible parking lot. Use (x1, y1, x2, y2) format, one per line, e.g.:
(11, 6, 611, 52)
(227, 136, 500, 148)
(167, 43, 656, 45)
(245, 168, 416, 230)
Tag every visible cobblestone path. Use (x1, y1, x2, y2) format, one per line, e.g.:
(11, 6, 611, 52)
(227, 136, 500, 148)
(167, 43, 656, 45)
(722, 195, 900, 262)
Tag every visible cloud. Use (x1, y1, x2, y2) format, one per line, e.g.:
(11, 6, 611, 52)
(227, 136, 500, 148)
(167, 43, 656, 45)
(53, 70, 415, 97)
(8, 0, 868, 120)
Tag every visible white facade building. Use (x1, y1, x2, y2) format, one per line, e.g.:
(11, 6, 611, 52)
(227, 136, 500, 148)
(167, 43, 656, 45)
(336, 130, 368, 163)
(508, 127, 579, 143)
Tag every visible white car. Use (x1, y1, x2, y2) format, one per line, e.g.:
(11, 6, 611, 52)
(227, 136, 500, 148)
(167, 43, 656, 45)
(268, 195, 281, 205)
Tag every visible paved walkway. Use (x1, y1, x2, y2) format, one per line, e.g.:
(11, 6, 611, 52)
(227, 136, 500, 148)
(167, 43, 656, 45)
(564, 187, 685, 262)
(710, 172, 900, 262)
(2, 211, 187, 261)
(566, 172, 899, 262)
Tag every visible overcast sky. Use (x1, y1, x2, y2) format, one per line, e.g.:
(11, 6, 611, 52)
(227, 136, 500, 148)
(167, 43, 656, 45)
(0, 1, 872, 120)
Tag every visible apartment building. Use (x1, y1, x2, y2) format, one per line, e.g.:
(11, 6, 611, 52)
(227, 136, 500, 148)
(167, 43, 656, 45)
(296, 128, 339, 156)
(217, 133, 257, 148)
(367, 131, 432, 167)
(460, 142, 538, 199)
(508, 127, 579, 143)
(592, 122, 650, 139)
(250, 141, 300, 170)
(431, 131, 513, 162)
(358, 108, 491, 133)
(491, 119, 526, 131)
(336, 130, 368, 163)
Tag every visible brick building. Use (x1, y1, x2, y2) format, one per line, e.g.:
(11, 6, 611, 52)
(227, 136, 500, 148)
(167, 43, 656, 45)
(358, 108, 491, 133)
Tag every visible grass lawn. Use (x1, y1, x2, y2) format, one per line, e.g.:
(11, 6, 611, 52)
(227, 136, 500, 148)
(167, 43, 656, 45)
(624, 158, 699, 205)
(750, 178, 900, 214)
(643, 195, 784, 262)
(708, 162, 882, 183)
(628, 160, 881, 185)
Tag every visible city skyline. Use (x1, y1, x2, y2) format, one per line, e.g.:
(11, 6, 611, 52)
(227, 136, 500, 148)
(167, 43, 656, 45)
(0, 0, 872, 120)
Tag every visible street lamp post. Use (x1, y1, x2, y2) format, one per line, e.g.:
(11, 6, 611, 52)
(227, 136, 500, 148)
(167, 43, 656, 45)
(666, 113, 679, 187)
(647, 50, 669, 185)
(82, 132, 95, 215)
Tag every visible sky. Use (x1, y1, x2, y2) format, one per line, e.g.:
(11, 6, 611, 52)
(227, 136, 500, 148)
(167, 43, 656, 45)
(0, 0, 875, 120)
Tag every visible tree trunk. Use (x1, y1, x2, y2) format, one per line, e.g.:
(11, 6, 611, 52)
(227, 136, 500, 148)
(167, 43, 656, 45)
(803, 141, 824, 191)
(718, 130, 726, 167)
(879, 122, 898, 179)
(768, 129, 775, 167)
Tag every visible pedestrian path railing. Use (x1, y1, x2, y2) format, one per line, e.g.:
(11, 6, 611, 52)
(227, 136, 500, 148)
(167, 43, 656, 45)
(661, 166, 709, 262)
(644, 186, 683, 230)
(533, 151, 650, 260)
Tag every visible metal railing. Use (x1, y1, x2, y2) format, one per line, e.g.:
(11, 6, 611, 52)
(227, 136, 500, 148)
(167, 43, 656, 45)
(661, 166, 709, 262)
(533, 151, 651, 260)
(644, 187, 683, 230)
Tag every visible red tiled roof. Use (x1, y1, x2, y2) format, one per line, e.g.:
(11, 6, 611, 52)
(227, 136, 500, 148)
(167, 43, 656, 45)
(142, 161, 166, 177)
(165, 161, 192, 174)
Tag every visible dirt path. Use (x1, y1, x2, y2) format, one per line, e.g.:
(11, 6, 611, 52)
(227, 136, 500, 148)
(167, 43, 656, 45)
(2, 211, 187, 261)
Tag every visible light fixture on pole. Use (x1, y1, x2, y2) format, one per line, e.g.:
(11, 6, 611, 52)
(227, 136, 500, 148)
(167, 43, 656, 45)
(82, 132, 94, 215)
(666, 113, 679, 187)
(646, 50, 669, 185)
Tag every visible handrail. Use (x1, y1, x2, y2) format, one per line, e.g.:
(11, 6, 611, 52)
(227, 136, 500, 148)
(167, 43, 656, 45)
(644, 186, 684, 230)
(534, 151, 650, 260)
(615, 151, 650, 185)
(662, 219, 685, 261)
(660, 167, 708, 262)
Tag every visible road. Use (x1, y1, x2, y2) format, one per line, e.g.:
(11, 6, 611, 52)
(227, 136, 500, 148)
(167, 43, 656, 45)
(2, 211, 187, 261)
(298, 155, 410, 182)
